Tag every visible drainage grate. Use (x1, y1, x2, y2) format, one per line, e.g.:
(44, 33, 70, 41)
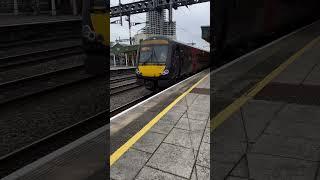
(255, 83, 320, 106)
(190, 88, 210, 95)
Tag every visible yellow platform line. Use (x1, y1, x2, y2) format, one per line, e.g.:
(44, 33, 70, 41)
(211, 35, 320, 131)
(110, 73, 209, 166)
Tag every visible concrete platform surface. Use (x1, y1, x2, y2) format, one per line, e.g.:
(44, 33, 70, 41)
(110, 66, 136, 71)
(2, 126, 108, 180)
(110, 71, 210, 180)
(212, 20, 320, 179)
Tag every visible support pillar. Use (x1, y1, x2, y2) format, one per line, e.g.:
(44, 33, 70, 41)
(51, 0, 56, 16)
(13, 0, 19, 15)
(125, 54, 128, 66)
(113, 55, 116, 66)
(131, 56, 134, 67)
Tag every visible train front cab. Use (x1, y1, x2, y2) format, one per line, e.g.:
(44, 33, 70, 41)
(82, 0, 109, 75)
(136, 38, 179, 90)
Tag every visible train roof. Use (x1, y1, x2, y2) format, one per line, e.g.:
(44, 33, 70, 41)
(144, 36, 210, 53)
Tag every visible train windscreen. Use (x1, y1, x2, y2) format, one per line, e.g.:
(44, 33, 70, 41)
(91, 0, 108, 8)
(139, 45, 168, 64)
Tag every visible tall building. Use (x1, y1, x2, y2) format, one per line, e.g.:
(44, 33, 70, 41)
(145, 9, 165, 35)
(144, 9, 176, 40)
(163, 21, 176, 39)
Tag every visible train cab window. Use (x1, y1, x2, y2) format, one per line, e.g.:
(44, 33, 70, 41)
(92, 0, 107, 6)
(90, 0, 108, 10)
(139, 45, 168, 64)
(139, 47, 153, 62)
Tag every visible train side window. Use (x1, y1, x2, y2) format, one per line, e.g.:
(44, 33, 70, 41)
(174, 49, 179, 59)
(174, 48, 180, 64)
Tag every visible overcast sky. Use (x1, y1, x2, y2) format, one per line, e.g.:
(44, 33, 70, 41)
(110, 0, 210, 50)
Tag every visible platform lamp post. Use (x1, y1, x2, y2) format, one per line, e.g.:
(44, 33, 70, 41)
(51, 0, 57, 16)
(129, 20, 146, 45)
(126, 15, 132, 45)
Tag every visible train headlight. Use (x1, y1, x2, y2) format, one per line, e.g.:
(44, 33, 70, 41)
(82, 25, 96, 41)
(162, 69, 170, 75)
(136, 68, 141, 75)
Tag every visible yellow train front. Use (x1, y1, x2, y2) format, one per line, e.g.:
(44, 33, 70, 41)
(136, 36, 210, 90)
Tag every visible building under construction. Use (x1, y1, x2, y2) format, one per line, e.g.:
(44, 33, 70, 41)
(144, 9, 176, 39)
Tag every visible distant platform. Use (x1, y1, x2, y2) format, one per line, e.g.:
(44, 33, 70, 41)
(110, 66, 136, 71)
(0, 15, 81, 27)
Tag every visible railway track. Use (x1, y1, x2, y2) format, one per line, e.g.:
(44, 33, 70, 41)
(110, 78, 142, 95)
(0, 91, 153, 178)
(110, 74, 136, 84)
(0, 44, 83, 71)
(0, 34, 80, 49)
(0, 64, 95, 105)
(0, 43, 138, 105)
(110, 92, 154, 117)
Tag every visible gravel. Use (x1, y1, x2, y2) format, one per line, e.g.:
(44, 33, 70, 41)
(0, 76, 107, 157)
(110, 86, 152, 111)
(0, 39, 81, 58)
(0, 54, 85, 83)
(110, 79, 137, 89)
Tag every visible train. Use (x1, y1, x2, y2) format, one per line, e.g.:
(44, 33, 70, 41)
(135, 36, 210, 90)
(213, 0, 320, 65)
(82, 0, 109, 75)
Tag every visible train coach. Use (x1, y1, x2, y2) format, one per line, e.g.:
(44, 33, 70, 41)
(135, 36, 210, 90)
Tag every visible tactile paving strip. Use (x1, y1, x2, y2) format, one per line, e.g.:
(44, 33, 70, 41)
(190, 88, 210, 95)
(255, 82, 320, 106)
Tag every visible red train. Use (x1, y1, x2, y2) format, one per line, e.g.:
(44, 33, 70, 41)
(135, 36, 210, 90)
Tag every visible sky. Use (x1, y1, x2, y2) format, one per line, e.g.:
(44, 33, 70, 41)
(110, 0, 210, 50)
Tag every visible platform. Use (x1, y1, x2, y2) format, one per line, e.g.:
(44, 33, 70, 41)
(110, 66, 136, 71)
(110, 70, 210, 180)
(212, 19, 320, 179)
(1, 126, 108, 180)
(0, 15, 80, 27)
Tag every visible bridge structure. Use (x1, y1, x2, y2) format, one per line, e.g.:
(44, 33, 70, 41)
(110, 0, 210, 44)
(110, 0, 210, 18)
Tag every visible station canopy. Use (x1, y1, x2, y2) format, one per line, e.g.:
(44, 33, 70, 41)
(110, 43, 139, 55)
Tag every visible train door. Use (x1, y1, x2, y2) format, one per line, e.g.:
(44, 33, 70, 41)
(172, 45, 181, 79)
(186, 46, 193, 75)
(191, 48, 197, 73)
(82, 0, 109, 75)
(180, 46, 188, 76)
